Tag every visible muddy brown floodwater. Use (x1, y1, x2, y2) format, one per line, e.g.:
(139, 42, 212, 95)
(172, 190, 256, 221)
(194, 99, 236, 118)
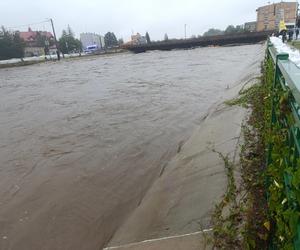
(0, 44, 262, 250)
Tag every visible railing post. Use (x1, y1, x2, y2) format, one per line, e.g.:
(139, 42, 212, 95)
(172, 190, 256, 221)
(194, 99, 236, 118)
(267, 51, 289, 182)
(267, 40, 273, 49)
(266, 40, 300, 249)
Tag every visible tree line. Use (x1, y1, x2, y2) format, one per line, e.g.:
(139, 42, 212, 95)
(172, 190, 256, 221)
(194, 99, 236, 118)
(154, 25, 246, 42)
(0, 23, 247, 60)
(0, 24, 126, 60)
(0, 27, 25, 60)
(59, 26, 128, 53)
(58, 26, 82, 54)
(58, 27, 124, 53)
(203, 25, 247, 37)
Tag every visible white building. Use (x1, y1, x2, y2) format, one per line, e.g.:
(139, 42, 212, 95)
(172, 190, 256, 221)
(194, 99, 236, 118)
(80, 33, 105, 50)
(131, 33, 147, 45)
(244, 21, 257, 32)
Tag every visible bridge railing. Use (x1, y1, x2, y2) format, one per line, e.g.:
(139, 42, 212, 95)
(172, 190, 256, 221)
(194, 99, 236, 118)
(267, 40, 300, 248)
(124, 31, 273, 52)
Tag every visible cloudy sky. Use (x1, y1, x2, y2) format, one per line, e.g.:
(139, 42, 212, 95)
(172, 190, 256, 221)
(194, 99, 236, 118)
(0, 0, 297, 41)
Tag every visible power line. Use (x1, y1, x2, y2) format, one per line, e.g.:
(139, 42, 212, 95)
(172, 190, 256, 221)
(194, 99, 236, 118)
(6, 19, 50, 30)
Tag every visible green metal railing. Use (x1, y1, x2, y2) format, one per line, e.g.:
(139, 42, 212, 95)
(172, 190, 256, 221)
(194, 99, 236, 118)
(267, 40, 300, 249)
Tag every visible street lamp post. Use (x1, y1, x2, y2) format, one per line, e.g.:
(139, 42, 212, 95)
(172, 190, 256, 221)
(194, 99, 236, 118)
(184, 24, 187, 39)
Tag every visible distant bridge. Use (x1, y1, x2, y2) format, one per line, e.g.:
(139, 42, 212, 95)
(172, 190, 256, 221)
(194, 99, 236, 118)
(124, 31, 273, 53)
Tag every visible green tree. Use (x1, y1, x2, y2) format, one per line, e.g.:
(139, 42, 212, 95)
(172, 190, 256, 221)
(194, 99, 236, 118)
(235, 25, 245, 33)
(35, 32, 55, 55)
(164, 33, 169, 41)
(35, 32, 54, 47)
(67, 25, 74, 38)
(145, 32, 151, 43)
(104, 32, 118, 48)
(224, 25, 236, 34)
(203, 28, 224, 37)
(0, 26, 25, 60)
(224, 25, 245, 35)
(58, 26, 82, 54)
(118, 38, 124, 45)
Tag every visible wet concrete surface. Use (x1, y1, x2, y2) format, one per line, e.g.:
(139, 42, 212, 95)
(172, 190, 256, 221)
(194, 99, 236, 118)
(0, 45, 262, 250)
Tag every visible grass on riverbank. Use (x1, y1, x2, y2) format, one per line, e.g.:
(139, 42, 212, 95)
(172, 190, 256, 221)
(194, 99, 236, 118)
(211, 59, 273, 249)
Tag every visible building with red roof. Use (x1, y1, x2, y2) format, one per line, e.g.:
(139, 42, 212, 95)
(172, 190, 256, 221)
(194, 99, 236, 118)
(19, 27, 55, 57)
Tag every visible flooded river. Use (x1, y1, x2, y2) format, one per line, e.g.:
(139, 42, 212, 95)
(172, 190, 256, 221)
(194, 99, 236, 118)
(0, 44, 262, 250)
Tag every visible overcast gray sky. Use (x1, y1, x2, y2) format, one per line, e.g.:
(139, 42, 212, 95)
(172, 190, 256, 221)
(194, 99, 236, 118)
(0, 0, 297, 41)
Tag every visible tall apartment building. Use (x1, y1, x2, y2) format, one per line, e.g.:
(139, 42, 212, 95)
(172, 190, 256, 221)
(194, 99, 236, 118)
(256, 1, 298, 31)
(80, 33, 105, 50)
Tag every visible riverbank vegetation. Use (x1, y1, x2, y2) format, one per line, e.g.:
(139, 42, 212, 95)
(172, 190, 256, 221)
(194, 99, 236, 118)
(203, 25, 249, 37)
(0, 27, 25, 60)
(211, 53, 295, 249)
(58, 26, 82, 54)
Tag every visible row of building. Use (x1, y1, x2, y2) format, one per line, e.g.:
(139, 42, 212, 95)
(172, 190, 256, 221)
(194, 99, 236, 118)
(245, 1, 298, 32)
(18, 28, 148, 57)
(17, 28, 107, 57)
(78, 32, 148, 50)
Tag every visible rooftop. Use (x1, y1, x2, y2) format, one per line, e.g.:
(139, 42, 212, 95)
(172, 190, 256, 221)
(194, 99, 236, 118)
(19, 27, 53, 42)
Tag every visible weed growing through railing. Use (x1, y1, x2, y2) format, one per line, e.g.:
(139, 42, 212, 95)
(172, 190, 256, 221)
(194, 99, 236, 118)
(239, 58, 274, 250)
(264, 55, 300, 249)
(212, 53, 300, 249)
(211, 151, 243, 249)
(212, 58, 273, 249)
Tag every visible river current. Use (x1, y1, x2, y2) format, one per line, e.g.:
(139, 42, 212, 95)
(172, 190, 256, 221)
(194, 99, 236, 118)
(0, 44, 262, 249)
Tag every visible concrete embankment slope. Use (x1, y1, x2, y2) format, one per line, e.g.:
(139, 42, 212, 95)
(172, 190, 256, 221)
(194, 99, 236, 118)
(105, 45, 265, 250)
(105, 231, 210, 250)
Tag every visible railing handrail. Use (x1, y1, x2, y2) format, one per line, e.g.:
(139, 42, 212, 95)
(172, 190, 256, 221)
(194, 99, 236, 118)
(268, 40, 300, 118)
(267, 38, 300, 249)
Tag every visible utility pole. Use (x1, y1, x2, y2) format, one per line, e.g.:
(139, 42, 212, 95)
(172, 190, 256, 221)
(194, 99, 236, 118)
(99, 35, 103, 50)
(184, 24, 187, 39)
(50, 18, 60, 61)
